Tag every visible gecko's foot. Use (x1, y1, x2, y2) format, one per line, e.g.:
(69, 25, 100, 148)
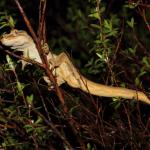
(41, 41, 49, 55)
(43, 75, 65, 88)
(43, 76, 55, 89)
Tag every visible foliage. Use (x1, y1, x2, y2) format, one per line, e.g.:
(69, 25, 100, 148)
(0, 0, 150, 149)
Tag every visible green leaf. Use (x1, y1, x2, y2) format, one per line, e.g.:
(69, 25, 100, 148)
(127, 17, 135, 28)
(87, 143, 94, 150)
(24, 124, 34, 133)
(138, 71, 146, 77)
(0, 23, 8, 29)
(16, 81, 25, 95)
(88, 11, 99, 19)
(135, 77, 141, 86)
(8, 16, 15, 28)
(104, 20, 112, 30)
(0, 15, 15, 29)
(111, 98, 122, 109)
(106, 29, 118, 37)
(35, 116, 43, 124)
(100, 6, 105, 14)
(94, 40, 102, 44)
(87, 143, 91, 150)
(27, 94, 34, 106)
(142, 57, 150, 66)
(124, 3, 138, 9)
(90, 24, 100, 29)
(6, 55, 15, 70)
(127, 45, 137, 54)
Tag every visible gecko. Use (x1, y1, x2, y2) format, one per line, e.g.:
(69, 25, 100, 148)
(1, 29, 150, 105)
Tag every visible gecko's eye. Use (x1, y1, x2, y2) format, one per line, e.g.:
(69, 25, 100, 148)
(10, 29, 19, 36)
(13, 29, 19, 34)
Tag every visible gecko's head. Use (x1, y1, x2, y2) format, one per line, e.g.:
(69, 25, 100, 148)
(0, 29, 33, 49)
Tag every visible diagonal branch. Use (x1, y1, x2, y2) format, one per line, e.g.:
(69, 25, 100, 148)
(13, 0, 66, 112)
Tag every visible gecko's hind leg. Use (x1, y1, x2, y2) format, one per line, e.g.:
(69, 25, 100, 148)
(43, 75, 65, 89)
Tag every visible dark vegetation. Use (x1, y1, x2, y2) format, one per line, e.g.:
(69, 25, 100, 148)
(0, 0, 150, 149)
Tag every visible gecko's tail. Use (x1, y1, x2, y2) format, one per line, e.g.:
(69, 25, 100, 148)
(66, 74, 150, 105)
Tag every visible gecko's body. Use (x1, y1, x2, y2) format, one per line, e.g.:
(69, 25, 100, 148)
(1, 29, 150, 104)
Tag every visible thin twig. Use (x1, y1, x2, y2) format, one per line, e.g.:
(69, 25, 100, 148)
(33, 108, 73, 149)
(4, 50, 44, 68)
(38, 0, 47, 42)
(14, 0, 38, 43)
